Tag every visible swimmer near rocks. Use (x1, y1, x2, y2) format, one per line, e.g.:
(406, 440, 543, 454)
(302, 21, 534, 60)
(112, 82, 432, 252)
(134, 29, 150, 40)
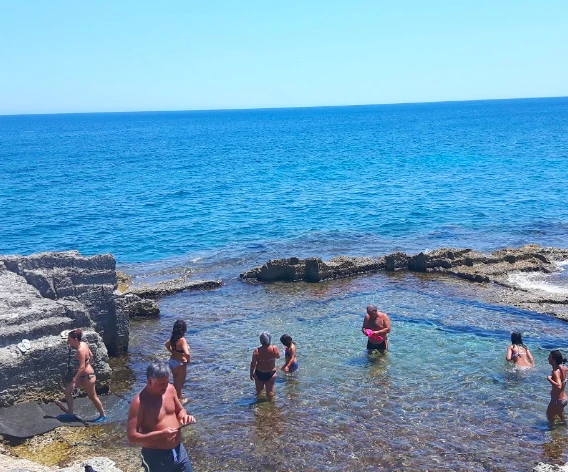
(362, 305, 391, 353)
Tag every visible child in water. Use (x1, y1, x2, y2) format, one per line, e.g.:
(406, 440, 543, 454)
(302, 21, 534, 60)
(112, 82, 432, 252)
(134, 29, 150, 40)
(280, 334, 299, 373)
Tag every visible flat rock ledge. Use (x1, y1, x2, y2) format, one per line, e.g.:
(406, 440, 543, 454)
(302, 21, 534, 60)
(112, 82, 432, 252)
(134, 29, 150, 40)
(0, 453, 123, 471)
(241, 245, 568, 285)
(126, 277, 222, 299)
(241, 245, 568, 319)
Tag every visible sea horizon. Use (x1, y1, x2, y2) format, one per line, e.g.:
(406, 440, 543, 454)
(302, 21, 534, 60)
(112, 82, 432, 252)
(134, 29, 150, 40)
(2, 96, 568, 470)
(1, 94, 567, 118)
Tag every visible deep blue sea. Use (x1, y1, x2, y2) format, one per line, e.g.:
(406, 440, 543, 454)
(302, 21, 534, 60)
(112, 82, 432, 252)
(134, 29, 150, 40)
(2, 97, 568, 264)
(2, 98, 568, 471)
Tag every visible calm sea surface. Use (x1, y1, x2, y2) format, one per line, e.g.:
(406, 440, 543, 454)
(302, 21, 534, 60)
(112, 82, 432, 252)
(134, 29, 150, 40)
(2, 98, 568, 471)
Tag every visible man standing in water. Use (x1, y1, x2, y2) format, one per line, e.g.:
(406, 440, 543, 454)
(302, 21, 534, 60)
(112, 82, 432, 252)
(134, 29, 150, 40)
(362, 304, 391, 352)
(127, 361, 196, 472)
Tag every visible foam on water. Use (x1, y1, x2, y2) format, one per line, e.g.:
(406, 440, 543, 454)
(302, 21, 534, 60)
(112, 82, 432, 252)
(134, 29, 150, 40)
(508, 262, 568, 295)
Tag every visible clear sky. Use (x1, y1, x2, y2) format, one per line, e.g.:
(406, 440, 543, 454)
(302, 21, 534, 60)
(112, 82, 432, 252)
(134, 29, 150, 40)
(1, 1, 567, 115)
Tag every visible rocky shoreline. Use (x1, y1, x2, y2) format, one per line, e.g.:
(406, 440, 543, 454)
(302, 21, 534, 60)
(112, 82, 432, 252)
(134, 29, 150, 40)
(1, 245, 568, 471)
(0, 452, 123, 472)
(241, 245, 568, 319)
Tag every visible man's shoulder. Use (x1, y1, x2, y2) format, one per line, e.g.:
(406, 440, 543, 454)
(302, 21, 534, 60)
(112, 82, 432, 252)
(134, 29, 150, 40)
(165, 384, 179, 398)
(128, 391, 142, 414)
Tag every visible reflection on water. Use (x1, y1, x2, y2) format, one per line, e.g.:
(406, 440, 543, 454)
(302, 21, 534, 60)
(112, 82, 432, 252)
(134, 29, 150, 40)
(101, 272, 568, 471)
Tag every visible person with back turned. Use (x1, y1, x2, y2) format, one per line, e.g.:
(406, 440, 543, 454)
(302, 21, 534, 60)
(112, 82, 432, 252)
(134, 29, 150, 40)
(127, 361, 196, 472)
(362, 304, 391, 353)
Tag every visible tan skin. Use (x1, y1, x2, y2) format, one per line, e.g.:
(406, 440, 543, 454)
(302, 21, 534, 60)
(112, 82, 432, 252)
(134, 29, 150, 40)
(165, 336, 191, 404)
(55, 335, 105, 418)
(250, 344, 280, 397)
(361, 306, 391, 350)
(506, 343, 535, 367)
(127, 374, 196, 449)
(546, 354, 568, 422)
(280, 342, 296, 373)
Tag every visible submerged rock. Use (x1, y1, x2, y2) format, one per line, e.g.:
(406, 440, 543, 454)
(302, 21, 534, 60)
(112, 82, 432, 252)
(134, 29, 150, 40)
(127, 276, 222, 299)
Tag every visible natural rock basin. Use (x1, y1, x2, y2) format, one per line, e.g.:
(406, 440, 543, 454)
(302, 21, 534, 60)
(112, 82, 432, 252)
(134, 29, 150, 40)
(3, 245, 568, 471)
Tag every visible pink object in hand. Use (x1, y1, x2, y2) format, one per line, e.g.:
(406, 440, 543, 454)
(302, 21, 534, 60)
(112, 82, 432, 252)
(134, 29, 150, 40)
(365, 329, 383, 342)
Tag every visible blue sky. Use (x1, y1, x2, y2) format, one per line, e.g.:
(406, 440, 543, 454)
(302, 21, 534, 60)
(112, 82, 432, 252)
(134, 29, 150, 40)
(1, 1, 567, 114)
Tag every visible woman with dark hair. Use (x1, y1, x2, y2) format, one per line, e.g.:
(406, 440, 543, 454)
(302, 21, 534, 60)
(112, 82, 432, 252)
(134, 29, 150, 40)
(55, 328, 106, 422)
(165, 320, 191, 404)
(280, 334, 298, 373)
(547, 349, 568, 423)
(506, 332, 534, 368)
(250, 332, 280, 397)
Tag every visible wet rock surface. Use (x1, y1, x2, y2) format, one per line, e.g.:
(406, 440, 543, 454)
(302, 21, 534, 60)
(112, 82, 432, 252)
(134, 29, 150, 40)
(241, 245, 568, 319)
(241, 255, 385, 282)
(126, 276, 222, 299)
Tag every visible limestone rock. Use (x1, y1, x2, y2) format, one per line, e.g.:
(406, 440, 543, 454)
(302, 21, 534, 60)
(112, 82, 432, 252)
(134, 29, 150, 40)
(61, 456, 124, 472)
(0, 251, 129, 406)
(116, 270, 132, 293)
(241, 245, 568, 285)
(241, 256, 385, 282)
(0, 251, 129, 356)
(127, 277, 222, 299)
(239, 245, 568, 319)
(0, 452, 124, 472)
(116, 292, 160, 317)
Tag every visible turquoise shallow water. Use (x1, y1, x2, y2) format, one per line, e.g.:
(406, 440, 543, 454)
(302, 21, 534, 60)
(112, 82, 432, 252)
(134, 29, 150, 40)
(2, 98, 568, 470)
(101, 272, 568, 471)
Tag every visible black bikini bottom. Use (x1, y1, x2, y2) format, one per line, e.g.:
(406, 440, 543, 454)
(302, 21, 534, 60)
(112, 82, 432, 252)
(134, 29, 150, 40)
(255, 369, 276, 382)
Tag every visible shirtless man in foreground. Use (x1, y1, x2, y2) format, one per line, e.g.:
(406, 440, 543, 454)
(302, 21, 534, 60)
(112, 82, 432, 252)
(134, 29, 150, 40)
(127, 361, 196, 472)
(362, 304, 391, 353)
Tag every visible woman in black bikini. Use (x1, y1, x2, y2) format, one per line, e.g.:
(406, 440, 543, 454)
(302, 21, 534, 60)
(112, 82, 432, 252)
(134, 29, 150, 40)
(165, 319, 191, 404)
(250, 332, 280, 397)
(547, 349, 568, 423)
(56, 328, 106, 422)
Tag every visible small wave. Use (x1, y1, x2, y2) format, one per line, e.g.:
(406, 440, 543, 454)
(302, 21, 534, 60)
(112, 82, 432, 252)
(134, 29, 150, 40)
(508, 270, 568, 295)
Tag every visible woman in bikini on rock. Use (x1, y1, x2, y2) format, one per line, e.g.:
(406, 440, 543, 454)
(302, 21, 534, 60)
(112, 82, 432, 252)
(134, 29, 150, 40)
(505, 332, 535, 368)
(547, 349, 568, 423)
(165, 319, 191, 404)
(250, 332, 280, 397)
(56, 328, 106, 422)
